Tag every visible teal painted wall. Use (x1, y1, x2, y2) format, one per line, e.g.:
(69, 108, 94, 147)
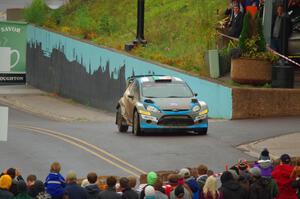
(27, 25, 232, 119)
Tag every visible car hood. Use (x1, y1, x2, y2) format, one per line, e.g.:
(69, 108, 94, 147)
(144, 97, 193, 110)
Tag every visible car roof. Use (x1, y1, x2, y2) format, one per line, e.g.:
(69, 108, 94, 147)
(132, 75, 184, 84)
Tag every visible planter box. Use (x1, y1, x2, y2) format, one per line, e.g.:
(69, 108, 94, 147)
(231, 58, 272, 84)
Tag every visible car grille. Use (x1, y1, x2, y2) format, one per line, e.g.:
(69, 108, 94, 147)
(158, 115, 194, 126)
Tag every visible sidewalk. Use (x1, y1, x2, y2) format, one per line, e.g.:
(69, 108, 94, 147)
(0, 85, 299, 159)
(238, 133, 300, 159)
(0, 85, 114, 122)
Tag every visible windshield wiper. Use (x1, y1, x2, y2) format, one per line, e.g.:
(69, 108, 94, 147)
(166, 96, 185, 98)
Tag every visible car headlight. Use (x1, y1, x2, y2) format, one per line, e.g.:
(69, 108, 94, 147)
(199, 109, 208, 115)
(192, 105, 201, 112)
(139, 110, 151, 116)
(146, 105, 160, 113)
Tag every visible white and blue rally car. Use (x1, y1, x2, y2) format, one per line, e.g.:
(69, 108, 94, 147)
(116, 75, 208, 136)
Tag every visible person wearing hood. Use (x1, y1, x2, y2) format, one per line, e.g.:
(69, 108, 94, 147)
(119, 177, 138, 199)
(33, 180, 51, 199)
(219, 171, 248, 199)
(253, 148, 273, 178)
(249, 167, 278, 199)
(179, 168, 199, 199)
(0, 174, 14, 199)
(84, 172, 101, 199)
(139, 172, 157, 199)
(272, 154, 297, 199)
(14, 180, 32, 199)
(153, 179, 168, 199)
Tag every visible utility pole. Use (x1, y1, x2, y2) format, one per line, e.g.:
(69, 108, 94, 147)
(125, 0, 147, 51)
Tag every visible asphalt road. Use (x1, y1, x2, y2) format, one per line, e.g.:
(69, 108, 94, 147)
(1, 107, 300, 181)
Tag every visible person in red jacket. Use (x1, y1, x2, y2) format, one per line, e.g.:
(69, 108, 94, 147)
(272, 154, 297, 199)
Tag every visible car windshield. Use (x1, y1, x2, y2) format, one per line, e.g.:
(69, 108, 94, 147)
(142, 82, 193, 98)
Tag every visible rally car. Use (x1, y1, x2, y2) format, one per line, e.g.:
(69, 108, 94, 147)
(115, 75, 208, 136)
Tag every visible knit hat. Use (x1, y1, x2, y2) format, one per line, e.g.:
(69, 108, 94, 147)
(249, 167, 261, 178)
(0, 174, 12, 189)
(17, 180, 27, 193)
(178, 168, 190, 179)
(175, 185, 185, 198)
(145, 185, 155, 199)
(220, 171, 234, 184)
(147, 172, 157, 186)
(280, 154, 291, 164)
(259, 148, 270, 160)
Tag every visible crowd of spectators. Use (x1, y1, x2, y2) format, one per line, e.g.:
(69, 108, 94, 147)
(0, 148, 300, 199)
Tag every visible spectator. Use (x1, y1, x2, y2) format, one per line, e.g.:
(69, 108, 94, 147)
(0, 174, 13, 199)
(14, 180, 32, 199)
(197, 164, 208, 194)
(33, 180, 51, 199)
(253, 148, 273, 178)
(1, 168, 24, 196)
(81, 179, 90, 188)
(144, 185, 155, 199)
(64, 171, 88, 199)
(45, 162, 66, 199)
(164, 174, 179, 198)
(248, 167, 278, 199)
(84, 172, 101, 199)
(228, 4, 244, 38)
(271, 4, 292, 54)
(139, 172, 157, 199)
(119, 177, 138, 199)
(201, 175, 219, 199)
(272, 153, 297, 199)
(219, 171, 248, 199)
(27, 174, 37, 197)
(153, 179, 168, 199)
(170, 184, 192, 199)
(179, 168, 199, 199)
(128, 177, 137, 191)
(98, 176, 121, 199)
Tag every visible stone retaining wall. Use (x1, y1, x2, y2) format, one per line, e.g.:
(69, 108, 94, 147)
(232, 87, 300, 119)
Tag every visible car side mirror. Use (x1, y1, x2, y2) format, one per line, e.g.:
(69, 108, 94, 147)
(128, 94, 134, 99)
(194, 93, 198, 97)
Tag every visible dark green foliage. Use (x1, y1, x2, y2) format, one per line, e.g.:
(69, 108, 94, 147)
(24, 0, 48, 26)
(256, 15, 266, 52)
(239, 12, 251, 52)
(239, 12, 268, 58)
(72, 6, 96, 37)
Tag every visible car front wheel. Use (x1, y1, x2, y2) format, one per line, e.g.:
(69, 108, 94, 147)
(116, 107, 128, 133)
(132, 111, 142, 136)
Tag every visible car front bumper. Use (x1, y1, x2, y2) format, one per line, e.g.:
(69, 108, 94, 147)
(139, 110, 208, 131)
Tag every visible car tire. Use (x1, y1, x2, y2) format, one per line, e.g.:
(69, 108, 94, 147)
(194, 128, 207, 135)
(132, 111, 142, 136)
(116, 107, 128, 133)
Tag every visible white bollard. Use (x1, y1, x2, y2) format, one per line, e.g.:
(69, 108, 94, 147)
(0, 106, 8, 141)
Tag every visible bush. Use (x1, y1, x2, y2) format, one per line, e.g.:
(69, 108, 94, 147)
(24, 0, 48, 26)
(72, 6, 97, 38)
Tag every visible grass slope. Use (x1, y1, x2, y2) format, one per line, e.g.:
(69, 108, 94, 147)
(27, 0, 227, 76)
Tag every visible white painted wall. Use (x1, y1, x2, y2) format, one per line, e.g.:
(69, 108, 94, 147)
(0, 106, 8, 141)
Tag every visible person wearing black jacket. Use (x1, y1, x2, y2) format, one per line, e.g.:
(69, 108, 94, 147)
(85, 172, 101, 199)
(219, 171, 248, 199)
(228, 4, 244, 38)
(98, 176, 121, 199)
(0, 168, 24, 196)
(64, 171, 88, 199)
(119, 177, 138, 199)
(292, 178, 300, 199)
